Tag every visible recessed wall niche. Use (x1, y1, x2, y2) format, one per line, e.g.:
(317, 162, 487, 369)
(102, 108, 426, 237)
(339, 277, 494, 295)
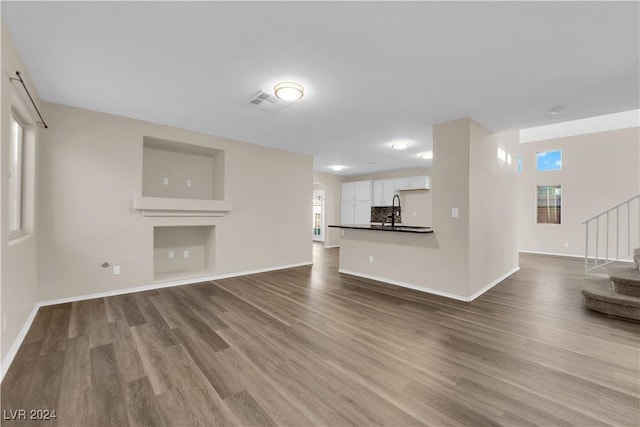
(142, 136, 225, 200)
(153, 225, 215, 281)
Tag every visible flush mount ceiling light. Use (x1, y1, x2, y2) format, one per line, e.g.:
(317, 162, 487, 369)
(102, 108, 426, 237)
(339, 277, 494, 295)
(391, 140, 410, 150)
(419, 151, 433, 160)
(274, 81, 304, 101)
(329, 165, 346, 171)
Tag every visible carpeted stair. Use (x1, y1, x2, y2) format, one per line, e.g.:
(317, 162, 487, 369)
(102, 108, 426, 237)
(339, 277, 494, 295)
(582, 265, 640, 321)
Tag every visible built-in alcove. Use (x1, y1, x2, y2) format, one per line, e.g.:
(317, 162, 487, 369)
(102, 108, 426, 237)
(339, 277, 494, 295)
(153, 225, 215, 281)
(135, 137, 231, 216)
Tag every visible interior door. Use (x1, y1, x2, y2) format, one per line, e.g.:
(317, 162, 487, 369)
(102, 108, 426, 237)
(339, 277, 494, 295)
(313, 190, 325, 241)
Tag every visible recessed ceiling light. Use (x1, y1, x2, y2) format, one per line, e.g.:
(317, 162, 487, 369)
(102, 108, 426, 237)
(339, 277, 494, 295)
(391, 140, 410, 150)
(329, 165, 346, 171)
(418, 152, 433, 160)
(274, 81, 304, 101)
(550, 106, 565, 115)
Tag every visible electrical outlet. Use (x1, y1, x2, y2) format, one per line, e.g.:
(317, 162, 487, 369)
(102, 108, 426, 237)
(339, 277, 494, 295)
(186, 180, 192, 187)
(564, 242, 570, 248)
(113, 265, 121, 275)
(369, 255, 374, 264)
(183, 250, 190, 259)
(169, 250, 175, 259)
(452, 207, 459, 218)
(2, 314, 7, 332)
(163, 177, 169, 186)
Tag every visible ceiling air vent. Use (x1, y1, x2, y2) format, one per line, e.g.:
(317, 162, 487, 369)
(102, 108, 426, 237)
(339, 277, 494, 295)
(246, 90, 293, 112)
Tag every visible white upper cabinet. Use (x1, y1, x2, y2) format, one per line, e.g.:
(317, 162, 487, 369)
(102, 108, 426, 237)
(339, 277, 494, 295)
(371, 176, 431, 206)
(354, 180, 372, 202)
(394, 176, 431, 191)
(341, 180, 372, 202)
(341, 182, 355, 202)
(373, 179, 396, 206)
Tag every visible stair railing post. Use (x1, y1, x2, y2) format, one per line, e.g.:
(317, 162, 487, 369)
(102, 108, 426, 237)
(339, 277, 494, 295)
(606, 211, 609, 263)
(585, 221, 589, 274)
(628, 202, 631, 256)
(616, 206, 620, 261)
(595, 217, 599, 268)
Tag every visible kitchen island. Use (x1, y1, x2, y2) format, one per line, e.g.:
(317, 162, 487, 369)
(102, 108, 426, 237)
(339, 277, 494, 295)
(328, 223, 467, 297)
(328, 224, 433, 234)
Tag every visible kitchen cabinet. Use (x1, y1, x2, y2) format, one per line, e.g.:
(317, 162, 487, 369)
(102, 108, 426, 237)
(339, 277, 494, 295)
(341, 201, 371, 224)
(341, 180, 372, 224)
(372, 179, 396, 206)
(341, 180, 372, 202)
(394, 175, 431, 191)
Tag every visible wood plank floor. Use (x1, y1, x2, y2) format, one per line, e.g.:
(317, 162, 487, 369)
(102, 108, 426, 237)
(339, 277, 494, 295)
(2, 244, 639, 426)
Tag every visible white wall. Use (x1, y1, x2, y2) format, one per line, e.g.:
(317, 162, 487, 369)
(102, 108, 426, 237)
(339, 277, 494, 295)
(0, 22, 41, 370)
(518, 126, 640, 257)
(469, 124, 520, 295)
(37, 103, 313, 301)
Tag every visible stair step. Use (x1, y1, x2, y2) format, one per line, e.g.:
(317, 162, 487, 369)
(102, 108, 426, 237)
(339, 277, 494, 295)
(581, 280, 640, 321)
(608, 266, 640, 297)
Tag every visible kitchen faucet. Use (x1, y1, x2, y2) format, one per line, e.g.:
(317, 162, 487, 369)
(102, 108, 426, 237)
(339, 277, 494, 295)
(391, 194, 401, 227)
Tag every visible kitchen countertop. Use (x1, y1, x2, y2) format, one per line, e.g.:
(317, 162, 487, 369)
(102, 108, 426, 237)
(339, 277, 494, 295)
(328, 224, 433, 234)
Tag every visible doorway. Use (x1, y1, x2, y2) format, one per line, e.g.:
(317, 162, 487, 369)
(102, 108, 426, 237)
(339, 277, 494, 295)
(313, 190, 325, 242)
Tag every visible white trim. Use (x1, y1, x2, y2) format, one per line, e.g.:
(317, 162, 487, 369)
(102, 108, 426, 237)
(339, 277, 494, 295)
(339, 267, 519, 302)
(1, 304, 40, 383)
(323, 245, 340, 249)
(519, 250, 584, 259)
(0, 261, 312, 381)
(39, 262, 313, 307)
(467, 267, 521, 301)
(519, 250, 633, 263)
(519, 109, 640, 143)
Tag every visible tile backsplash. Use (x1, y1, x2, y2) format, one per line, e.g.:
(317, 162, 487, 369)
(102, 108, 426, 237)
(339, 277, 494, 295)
(371, 206, 401, 224)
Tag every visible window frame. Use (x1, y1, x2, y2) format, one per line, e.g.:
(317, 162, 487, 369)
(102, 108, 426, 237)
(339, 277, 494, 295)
(8, 113, 26, 238)
(536, 185, 562, 225)
(536, 149, 562, 172)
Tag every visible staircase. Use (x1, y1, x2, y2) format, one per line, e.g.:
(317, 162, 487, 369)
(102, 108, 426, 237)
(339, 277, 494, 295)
(582, 195, 640, 320)
(581, 263, 640, 321)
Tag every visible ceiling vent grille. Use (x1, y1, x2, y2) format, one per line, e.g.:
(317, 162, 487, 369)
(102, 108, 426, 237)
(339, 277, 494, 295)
(246, 90, 293, 112)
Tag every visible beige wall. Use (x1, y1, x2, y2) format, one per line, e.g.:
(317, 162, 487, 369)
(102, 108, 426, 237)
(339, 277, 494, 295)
(313, 171, 345, 247)
(338, 117, 519, 299)
(1, 22, 42, 368)
(518, 127, 640, 257)
(37, 103, 313, 301)
(469, 124, 520, 295)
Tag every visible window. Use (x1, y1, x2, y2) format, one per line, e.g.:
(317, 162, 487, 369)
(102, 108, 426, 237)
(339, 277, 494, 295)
(9, 116, 24, 233)
(537, 185, 561, 224)
(536, 149, 562, 171)
(517, 154, 523, 173)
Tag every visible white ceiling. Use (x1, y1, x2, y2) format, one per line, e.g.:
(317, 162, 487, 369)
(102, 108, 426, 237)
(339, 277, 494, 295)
(3, 1, 639, 176)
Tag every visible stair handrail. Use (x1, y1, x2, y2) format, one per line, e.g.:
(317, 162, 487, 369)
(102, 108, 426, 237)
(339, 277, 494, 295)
(582, 194, 640, 224)
(583, 194, 640, 274)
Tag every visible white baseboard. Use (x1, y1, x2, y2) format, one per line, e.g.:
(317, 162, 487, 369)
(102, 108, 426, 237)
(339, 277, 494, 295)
(39, 262, 313, 307)
(519, 250, 633, 263)
(1, 304, 40, 382)
(323, 245, 340, 249)
(467, 266, 521, 301)
(519, 250, 585, 259)
(339, 266, 520, 303)
(0, 261, 312, 383)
